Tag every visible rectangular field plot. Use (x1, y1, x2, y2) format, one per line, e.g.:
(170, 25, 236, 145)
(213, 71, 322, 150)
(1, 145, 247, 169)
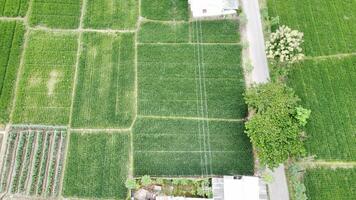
(0, 126, 67, 197)
(0, 21, 25, 124)
(141, 0, 188, 21)
(0, 0, 29, 17)
(138, 44, 246, 119)
(304, 168, 356, 200)
(133, 118, 254, 176)
(84, 0, 138, 29)
(191, 20, 240, 43)
(13, 31, 78, 125)
(63, 132, 130, 199)
(288, 57, 356, 161)
(29, 0, 81, 29)
(268, 0, 356, 56)
(71, 32, 135, 128)
(138, 21, 189, 43)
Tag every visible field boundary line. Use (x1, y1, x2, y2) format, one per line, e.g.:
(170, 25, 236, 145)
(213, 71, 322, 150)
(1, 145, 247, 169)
(0, 17, 24, 21)
(29, 26, 136, 34)
(138, 115, 243, 122)
(135, 150, 236, 153)
(299, 161, 356, 169)
(137, 42, 240, 45)
(304, 52, 356, 61)
(140, 18, 187, 24)
(69, 128, 131, 133)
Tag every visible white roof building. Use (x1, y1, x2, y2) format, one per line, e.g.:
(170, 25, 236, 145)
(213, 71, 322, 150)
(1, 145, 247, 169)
(188, 0, 239, 18)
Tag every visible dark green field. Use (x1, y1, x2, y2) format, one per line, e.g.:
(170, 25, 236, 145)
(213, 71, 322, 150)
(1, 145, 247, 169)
(0, 21, 25, 124)
(13, 31, 78, 125)
(133, 118, 254, 176)
(0, 0, 29, 17)
(304, 168, 356, 200)
(141, 0, 189, 21)
(84, 0, 138, 29)
(71, 32, 135, 128)
(29, 0, 81, 29)
(63, 132, 130, 199)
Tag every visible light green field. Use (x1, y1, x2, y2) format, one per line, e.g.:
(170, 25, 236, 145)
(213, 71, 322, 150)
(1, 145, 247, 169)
(0, 0, 29, 17)
(0, 21, 25, 124)
(141, 0, 189, 21)
(138, 44, 246, 119)
(268, 0, 356, 56)
(133, 118, 254, 176)
(84, 0, 138, 29)
(138, 21, 189, 43)
(63, 132, 130, 199)
(13, 31, 78, 125)
(304, 168, 356, 200)
(29, 0, 81, 29)
(71, 32, 135, 128)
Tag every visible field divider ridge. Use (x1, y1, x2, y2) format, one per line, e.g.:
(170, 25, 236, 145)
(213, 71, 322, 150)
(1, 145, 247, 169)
(304, 52, 356, 61)
(0, 17, 24, 21)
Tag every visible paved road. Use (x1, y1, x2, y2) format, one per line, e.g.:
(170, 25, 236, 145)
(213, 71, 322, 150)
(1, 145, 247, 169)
(241, 0, 289, 199)
(241, 0, 270, 84)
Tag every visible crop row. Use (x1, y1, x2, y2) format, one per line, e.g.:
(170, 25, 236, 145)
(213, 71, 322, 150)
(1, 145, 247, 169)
(0, 127, 67, 197)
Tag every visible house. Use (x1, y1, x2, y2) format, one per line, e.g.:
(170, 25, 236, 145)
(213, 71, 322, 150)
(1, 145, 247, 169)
(188, 0, 239, 18)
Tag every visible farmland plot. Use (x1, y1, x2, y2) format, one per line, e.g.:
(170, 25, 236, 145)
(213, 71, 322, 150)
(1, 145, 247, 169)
(303, 168, 356, 200)
(0, 21, 25, 124)
(0, 0, 29, 17)
(133, 118, 254, 176)
(29, 0, 81, 29)
(0, 126, 67, 197)
(268, 0, 356, 56)
(191, 20, 240, 43)
(13, 31, 78, 125)
(138, 44, 246, 119)
(84, 0, 138, 29)
(63, 132, 130, 199)
(141, 0, 189, 21)
(288, 57, 356, 161)
(71, 32, 135, 128)
(138, 21, 189, 43)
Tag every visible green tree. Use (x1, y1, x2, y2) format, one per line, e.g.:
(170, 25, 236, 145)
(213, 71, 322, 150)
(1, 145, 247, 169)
(245, 82, 309, 169)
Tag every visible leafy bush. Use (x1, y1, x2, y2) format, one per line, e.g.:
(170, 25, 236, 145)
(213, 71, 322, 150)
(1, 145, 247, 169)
(125, 179, 139, 190)
(288, 163, 307, 200)
(295, 106, 311, 126)
(141, 175, 152, 187)
(266, 25, 304, 63)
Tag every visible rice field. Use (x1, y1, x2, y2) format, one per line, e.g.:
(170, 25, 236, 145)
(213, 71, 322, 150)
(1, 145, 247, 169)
(268, 0, 356, 56)
(71, 32, 135, 128)
(141, 0, 189, 21)
(13, 31, 78, 125)
(29, 0, 81, 29)
(303, 168, 356, 200)
(84, 0, 138, 29)
(0, 21, 25, 124)
(63, 132, 130, 199)
(133, 118, 254, 176)
(138, 21, 190, 43)
(0, 0, 29, 17)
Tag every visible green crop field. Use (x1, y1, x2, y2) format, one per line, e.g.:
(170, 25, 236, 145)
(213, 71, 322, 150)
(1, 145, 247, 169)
(13, 31, 78, 125)
(0, 21, 25, 124)
(133, 118, 254, 176)
(84, 0, 138, 29)
(141, 0, 188, 21)
(71, 32, 135, 128)
(63, 132, 130, 199)
(0, 0, 29, 17)
(268, 0, 356, 56)
(303, 168, 356, 200)
(191, 20, 240, 43)
(288, 57, 356, 161)
(29, 0, 81, 29)
(139, 21, 189, 43)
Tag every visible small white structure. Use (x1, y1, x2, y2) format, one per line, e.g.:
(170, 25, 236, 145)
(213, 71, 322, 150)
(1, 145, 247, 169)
(189, 0, 239, 18)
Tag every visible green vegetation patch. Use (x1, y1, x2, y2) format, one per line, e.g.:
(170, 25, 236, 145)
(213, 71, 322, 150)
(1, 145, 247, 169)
(288, 57, 356, 161)
(63, 132, 130, 199)
(29, 0, 81, 29)
(138, 44, 246, 119)
(133, 118, 254, 176)
(0, 0, 29, 17)
(84, 0, 138, 29)
(268, 0, 356, 56)
(141, 0, 188, 21)
(71, 32, 135, 128)
(138, 21, 189, 43)
(191, 20, 240, 43)
(13, 31, 78, 125)
(304, 168, 356, 200)
(0, 21, 25, 124)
